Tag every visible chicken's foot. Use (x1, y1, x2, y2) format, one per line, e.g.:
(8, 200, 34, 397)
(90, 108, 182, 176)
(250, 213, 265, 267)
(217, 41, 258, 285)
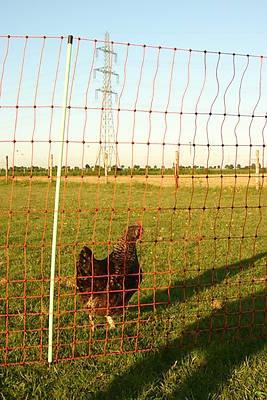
(106, 315, 115, 330)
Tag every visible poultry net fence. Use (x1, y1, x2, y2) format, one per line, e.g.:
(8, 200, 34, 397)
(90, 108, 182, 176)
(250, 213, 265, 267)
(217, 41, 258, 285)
(0, 35, 266, 365)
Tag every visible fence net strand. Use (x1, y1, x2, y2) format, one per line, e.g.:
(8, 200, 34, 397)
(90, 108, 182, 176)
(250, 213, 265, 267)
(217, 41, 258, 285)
(0, 35, 266, 365)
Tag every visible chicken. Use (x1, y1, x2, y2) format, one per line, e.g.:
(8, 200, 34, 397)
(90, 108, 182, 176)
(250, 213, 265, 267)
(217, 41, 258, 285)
(76, 222, 143, 330)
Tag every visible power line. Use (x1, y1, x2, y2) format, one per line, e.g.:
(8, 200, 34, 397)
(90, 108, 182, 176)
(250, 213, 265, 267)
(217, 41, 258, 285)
(94, 32, 119, 180)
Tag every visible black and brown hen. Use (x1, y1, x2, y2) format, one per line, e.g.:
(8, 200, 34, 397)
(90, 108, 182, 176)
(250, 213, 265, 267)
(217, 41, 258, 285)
(76, 222, 143, 329)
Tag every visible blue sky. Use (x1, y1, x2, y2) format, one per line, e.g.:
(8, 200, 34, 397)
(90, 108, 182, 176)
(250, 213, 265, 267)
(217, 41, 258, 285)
(1, 1, 267, 169)
(1, 0, 267, 55)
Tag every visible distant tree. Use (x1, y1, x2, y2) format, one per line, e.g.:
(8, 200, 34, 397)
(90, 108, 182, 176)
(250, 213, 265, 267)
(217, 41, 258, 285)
(85, 164, 90, 169)
(237, 164, 241, 169)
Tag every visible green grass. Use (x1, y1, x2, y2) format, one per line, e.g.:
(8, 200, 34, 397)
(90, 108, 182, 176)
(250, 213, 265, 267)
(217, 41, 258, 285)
(0, 178, 266, 399)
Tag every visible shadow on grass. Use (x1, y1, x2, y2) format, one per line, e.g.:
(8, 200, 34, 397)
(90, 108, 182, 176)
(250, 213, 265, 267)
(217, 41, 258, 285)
(95, 289, 266, 400)
(94, 250, 267, 399)
(139, 251, 267, 312)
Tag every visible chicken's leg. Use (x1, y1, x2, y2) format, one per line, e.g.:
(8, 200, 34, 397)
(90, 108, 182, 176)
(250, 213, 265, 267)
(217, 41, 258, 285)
(89, 314, 95, 333)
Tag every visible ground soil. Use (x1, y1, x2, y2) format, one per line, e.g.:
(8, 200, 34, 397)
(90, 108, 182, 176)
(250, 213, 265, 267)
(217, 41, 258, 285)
(1, 174, 265, 187)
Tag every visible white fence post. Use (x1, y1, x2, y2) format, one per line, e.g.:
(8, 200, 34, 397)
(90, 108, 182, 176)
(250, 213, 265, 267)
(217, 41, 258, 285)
(48, 35, 73, 364)
(174, 150, 179, 188)
(5, 155, 8, 183)
(255, 149, 260, 190)
(49, 153, 53, 182)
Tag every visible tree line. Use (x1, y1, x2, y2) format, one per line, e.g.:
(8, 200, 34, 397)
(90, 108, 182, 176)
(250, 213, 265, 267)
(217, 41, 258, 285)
(0, 164, 265, 177)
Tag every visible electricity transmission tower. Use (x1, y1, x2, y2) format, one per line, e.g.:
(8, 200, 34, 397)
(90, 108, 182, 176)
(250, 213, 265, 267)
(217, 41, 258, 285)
(94, 32, 119, 181)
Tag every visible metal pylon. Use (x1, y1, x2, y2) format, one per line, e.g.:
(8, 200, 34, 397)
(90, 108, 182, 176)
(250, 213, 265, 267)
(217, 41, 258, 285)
(94, 32, 119, 180)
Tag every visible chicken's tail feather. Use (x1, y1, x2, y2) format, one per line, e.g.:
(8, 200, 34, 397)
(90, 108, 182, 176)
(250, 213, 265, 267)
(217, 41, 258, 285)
(76, 246, 93, 293)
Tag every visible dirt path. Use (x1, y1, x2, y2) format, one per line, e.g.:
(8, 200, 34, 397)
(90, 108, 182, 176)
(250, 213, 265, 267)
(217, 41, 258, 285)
(1, 174, 265, 187)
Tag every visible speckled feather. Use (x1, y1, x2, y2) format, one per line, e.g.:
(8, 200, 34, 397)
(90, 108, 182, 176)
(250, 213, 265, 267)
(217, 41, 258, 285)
(76, 224, 143, 316)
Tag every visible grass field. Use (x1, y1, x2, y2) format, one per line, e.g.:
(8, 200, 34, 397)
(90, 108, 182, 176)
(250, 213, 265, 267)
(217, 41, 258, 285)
(0, 177, 266, 399)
